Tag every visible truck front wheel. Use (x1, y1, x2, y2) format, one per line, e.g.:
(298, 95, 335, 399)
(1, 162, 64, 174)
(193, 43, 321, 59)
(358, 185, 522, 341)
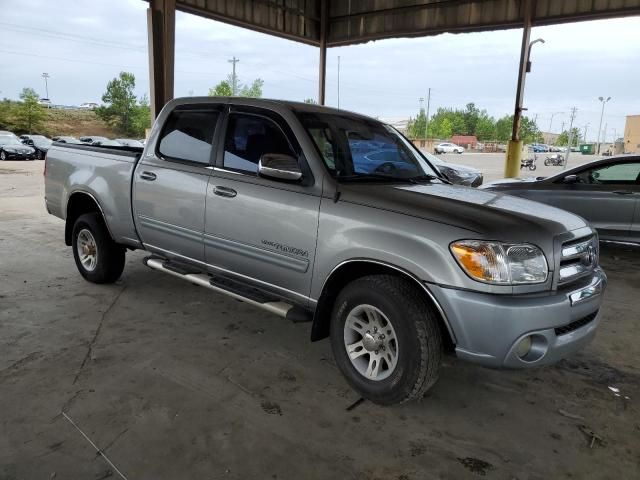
(330, 275, 443, 405)
(72, 213, 125, 284)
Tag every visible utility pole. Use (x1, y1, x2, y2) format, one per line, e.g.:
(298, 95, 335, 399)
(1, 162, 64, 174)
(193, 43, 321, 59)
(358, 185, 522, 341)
(42, 72, 50, 99)
(337, 55, 341, 109)
(596, 96, 611, 154)
(582, 123, 589, 143)
(425, 87, 431, 141)
(603, 123, 608, 146)
(548, 111, 562, 133)
(228, 57, 239, 96)
(563, 106, 577, 169)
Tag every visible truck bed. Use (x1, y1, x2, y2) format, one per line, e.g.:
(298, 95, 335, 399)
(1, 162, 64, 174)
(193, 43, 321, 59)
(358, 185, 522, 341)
(44, 143, 143, 248)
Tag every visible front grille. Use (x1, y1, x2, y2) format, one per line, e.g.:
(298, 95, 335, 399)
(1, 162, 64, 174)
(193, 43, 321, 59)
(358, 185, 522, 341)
(554, 311, 598, 336)
(558, 236, 598, 285)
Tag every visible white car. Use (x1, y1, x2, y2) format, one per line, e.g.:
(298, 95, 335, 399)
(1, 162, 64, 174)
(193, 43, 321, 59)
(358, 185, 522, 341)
(435, 142, 464, 154)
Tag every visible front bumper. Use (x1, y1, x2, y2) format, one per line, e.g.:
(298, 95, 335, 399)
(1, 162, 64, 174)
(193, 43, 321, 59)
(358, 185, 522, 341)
(428, 268, 606, 368)
(3, 152, 35, 160)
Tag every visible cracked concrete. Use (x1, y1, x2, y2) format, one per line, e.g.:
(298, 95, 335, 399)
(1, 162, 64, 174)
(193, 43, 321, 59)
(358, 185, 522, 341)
(1, 161, 640, 479)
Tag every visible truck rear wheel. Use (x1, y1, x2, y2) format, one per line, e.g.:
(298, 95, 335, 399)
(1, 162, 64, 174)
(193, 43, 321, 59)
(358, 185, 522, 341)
(330, 275, 442, 405)
(72, 213, 125, 284)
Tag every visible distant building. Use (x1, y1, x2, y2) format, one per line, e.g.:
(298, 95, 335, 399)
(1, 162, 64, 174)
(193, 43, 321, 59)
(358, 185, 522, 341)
(541, 132, 560, 145)
(623, 115, 640, 153)
(450, 135, 477, 149)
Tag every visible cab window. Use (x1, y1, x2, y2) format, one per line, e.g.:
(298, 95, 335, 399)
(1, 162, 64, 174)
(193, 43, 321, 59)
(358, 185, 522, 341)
(158, 107, 220, 164)
(223, 113, 296, 174)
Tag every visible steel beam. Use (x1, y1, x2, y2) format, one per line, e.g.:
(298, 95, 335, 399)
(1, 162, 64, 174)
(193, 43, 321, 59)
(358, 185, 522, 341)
(147, 0, 175, 120)
(318, 0, 328, 105)
(505, 0, 534, 178)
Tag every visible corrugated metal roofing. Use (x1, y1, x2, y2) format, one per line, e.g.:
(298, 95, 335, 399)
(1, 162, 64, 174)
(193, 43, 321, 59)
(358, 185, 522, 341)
(169, 0, 640, 47)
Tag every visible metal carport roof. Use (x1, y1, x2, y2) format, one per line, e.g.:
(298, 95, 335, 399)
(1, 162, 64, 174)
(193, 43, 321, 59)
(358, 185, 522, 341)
(173, 0, 640, 47)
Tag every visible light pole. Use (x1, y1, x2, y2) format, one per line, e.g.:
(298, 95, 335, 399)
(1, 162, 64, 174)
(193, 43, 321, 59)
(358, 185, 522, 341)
(596, 96, 611, 154)
(42, 72, 50, 99)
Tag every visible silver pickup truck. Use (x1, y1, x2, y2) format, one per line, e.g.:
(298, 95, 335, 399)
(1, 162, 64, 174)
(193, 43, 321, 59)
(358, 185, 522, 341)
(45, 98, 606, 405)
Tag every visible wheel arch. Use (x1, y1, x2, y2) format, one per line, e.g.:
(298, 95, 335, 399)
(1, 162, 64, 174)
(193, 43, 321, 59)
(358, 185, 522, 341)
(65, 191, 112, 246)
(311, 259, 456, 349)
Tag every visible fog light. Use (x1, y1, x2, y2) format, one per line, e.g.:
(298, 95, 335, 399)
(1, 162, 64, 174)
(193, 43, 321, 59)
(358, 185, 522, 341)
(515, 336, 532, 358)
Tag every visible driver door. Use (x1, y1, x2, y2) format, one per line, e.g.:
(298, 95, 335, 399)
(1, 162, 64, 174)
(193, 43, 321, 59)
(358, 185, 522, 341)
(203, 106, 321, 302)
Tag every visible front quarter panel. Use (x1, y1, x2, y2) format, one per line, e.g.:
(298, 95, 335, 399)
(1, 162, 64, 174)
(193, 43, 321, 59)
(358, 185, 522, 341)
(311, 196, 480, 300)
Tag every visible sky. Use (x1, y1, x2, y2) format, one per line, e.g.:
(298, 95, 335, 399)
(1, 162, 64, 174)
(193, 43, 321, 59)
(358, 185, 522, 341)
(1, 0, 639, 142)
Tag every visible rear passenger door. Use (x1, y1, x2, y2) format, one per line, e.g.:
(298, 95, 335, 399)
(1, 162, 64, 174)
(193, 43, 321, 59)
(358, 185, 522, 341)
(204, 106, 321, 303)
(133, 104, 222, 262)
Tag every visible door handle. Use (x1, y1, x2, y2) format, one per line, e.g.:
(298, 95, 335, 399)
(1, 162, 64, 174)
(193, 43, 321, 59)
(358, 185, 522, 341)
(612, 190, 634, 195)
(140, 171, 157, 181)
(213, 186, 237, 198)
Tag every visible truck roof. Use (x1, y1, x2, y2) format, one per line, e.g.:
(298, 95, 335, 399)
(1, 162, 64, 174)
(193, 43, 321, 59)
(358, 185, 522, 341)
(171, 96, 377, 122)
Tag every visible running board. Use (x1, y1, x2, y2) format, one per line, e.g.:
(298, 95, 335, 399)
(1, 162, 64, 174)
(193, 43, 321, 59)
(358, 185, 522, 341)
(143, 257, 311, 322)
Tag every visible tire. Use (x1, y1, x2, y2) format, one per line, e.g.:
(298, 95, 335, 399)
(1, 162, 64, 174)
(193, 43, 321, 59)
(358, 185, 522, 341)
(544, 159, 550, 166)
(330, 275, 443, 405)
(0, 150, 6, 161)
(456, 149, 463, 154)
(72, 213, 125, 284)
(529, 164, 537, 171)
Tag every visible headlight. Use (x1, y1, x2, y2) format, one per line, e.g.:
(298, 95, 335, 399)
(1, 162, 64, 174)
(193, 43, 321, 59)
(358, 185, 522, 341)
(450, 240, 548, 285)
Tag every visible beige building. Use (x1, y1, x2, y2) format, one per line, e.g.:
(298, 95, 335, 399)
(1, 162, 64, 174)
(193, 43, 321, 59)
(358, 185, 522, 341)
(623, 115, 640, 154)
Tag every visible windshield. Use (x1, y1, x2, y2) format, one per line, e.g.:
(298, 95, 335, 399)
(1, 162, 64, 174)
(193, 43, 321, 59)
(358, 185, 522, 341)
(59, 137, 83, 144)
(116, 139, 143, 148)
(297, 111, 439, 182)
(0, 136, 23, 146)
(31, 136, 52, 147)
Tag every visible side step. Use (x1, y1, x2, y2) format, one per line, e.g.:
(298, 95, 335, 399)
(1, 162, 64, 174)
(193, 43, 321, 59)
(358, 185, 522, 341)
(143, 257, 312, 322)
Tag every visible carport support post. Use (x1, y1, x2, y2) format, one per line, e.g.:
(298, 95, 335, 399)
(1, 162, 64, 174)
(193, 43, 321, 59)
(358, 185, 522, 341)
(147, 0, 176, 120)
(505, 0, 535, 178)
(318, 0, 328, 105)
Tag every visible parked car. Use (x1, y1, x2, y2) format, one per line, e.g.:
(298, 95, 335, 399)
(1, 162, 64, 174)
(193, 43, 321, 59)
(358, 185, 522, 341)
(55, 136, 83, 144)
(530, 143, 549, 153)
(92, 139, 122, 147)
(44, 98, 606, 405)
(79, 136, 109, 144)
(115, 138, 144, 148)
(21, 134, 53, 159)
(0, 130, 19, 139)
(38, 98, 52, 108)
(422, 151, 483, 186)
(434, 142, 464, 154)
(79, 102, 99, 110)
(483, 155, 640, 244)
(0, 134, 35, 160)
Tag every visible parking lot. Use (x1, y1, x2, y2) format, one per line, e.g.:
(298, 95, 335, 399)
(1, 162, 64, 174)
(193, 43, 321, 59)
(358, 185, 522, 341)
(1, 158, 639, 479)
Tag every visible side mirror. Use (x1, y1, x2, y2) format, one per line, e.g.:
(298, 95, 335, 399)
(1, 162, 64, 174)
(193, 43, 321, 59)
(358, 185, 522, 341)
(258, 153, 302, 182)
(563, 174, 579, 184)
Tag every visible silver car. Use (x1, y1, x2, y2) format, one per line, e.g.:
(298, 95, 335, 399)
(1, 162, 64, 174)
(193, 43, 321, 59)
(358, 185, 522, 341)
(483, 156, 640, 244)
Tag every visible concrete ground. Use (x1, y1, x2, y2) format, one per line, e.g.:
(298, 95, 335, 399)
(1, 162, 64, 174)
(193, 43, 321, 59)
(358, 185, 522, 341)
(1, 159, 639, 480)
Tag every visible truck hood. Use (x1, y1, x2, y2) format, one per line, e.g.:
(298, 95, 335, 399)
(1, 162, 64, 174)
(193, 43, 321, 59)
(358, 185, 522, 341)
(339, 182, 587, 241)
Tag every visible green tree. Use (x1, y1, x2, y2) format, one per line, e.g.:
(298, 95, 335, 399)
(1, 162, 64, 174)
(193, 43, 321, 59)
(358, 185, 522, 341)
(131, 94, 151, 137)
(475, 114, 496, 141)
(493, 114, 541, 144)
(209, 75, 263, 98)
(463, 103, 480, 136)
(495, 115, 512, 142)
(0, 99, 15, 130)
(303, 98, 317, 104)
(407, 108, 427, 139)
(556, 128, 582, 146)
(14, 88, 46, 133)
(209, 80, 233, 96)
(96, 72, 138, 134)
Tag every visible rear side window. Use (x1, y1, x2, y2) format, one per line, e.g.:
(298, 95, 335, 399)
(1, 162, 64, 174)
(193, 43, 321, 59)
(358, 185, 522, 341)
(158, 108, 220, 164)
(223, 113, 296, 174)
